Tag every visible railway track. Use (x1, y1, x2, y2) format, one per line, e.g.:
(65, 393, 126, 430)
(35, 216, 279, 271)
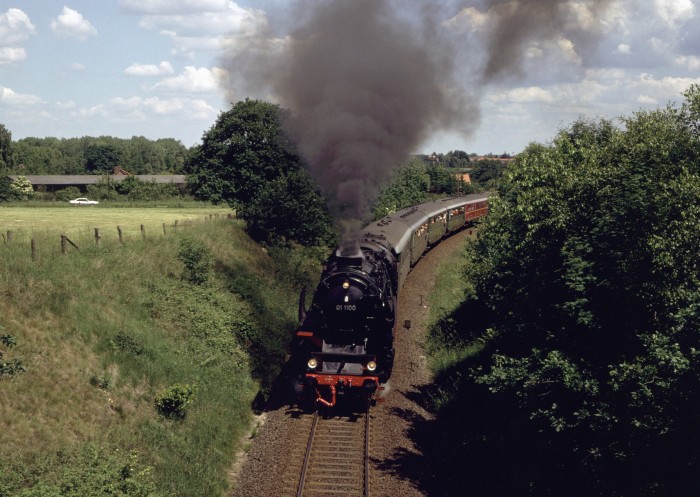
(280, 409, 371, 497)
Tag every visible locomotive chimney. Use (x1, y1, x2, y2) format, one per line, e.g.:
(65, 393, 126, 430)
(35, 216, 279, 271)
(335, 240, 364, 267)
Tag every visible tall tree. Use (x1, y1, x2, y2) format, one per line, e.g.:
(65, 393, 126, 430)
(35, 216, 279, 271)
(185, 99, 336, 246)
(444, 149, 471, 168)
(371, 157, 430, 219)
(84, 142, 123, 173)
(0, 124, 13, 172)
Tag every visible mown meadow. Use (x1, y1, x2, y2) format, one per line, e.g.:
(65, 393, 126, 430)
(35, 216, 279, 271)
(0, 206, 325, 496)
(0, 202, 232, 249)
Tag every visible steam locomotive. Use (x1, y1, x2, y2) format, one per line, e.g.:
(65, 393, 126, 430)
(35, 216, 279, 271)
(293, 193, 490, 408)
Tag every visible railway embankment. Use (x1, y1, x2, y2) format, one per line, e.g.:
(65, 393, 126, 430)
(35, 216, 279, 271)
(0, 217, 323, 497)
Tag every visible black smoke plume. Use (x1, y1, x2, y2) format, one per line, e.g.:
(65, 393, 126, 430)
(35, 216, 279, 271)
(221, 0, 476, 228)
(219, 0, 611, 228)
(275, 0, 470, 224)
(478, 0, 612, 83)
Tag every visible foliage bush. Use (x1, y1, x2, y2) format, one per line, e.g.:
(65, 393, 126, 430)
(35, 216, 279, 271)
(428, 86, 700, 496)
(111, 333, 146, 356)
(0, 177, 25, 202)
(0, 444, 159, 497)
(241, 170, 336, 246)
(9, 176, 33, 199)
(0, 333, 16, 348)
(0, 332, 26, 379)
(54, 186, 82, 202)
(154, 384, 195, 419)
(177, 237, 213, 285)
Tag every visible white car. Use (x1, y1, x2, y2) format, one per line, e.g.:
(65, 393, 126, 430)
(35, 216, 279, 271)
(69, 197, 99, 205)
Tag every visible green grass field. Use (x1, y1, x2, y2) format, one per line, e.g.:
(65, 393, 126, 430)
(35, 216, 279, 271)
(0, 203, 234, 249)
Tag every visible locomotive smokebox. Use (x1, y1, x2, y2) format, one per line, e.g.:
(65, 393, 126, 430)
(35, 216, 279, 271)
(335, 240, 364, 267)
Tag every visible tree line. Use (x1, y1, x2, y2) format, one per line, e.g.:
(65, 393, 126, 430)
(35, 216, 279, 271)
(0, 132, 188, 176)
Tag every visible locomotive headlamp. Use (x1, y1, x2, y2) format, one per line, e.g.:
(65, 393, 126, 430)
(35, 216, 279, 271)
(366, 360, 377, 372)
(307, 358, 318, 370)
(342, 280, 350, 289)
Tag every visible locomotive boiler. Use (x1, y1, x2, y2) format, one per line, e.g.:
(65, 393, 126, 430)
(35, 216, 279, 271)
(293, 193, 490, 408)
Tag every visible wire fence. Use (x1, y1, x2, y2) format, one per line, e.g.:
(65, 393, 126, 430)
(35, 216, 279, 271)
(1, 212, 237, 262)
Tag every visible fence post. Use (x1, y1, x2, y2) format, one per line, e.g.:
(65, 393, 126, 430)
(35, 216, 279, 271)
(31, 239, 36, 261)
(61, 235, 67, 254)
(174, 220, 178, 228)
(6, 230, 12, 243)
(162, 223, 166, 235)
(94, 228, 100, 246)
(141, 224, 145, 240)
(117, 226, 123, 243)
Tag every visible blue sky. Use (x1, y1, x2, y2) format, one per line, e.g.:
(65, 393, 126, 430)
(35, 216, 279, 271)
(2, 0, 700, 154)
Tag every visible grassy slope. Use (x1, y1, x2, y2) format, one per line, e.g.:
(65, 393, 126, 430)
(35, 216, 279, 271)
(0, 216, 319, 497)
(425, 234, 487, 410)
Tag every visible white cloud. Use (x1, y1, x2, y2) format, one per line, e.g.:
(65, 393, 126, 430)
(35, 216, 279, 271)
(0, 8, 36, 44)
(637, 94, 658, 105)
(126, 2, 268, 59)
(555, 37, 581, 66)
(490, 86, 557, 104)
(616, 43, 631, 55)
(445, 7, 490, 33)
(0, 86, 43, 106)
(0, 8, 35, 64)
(151, 66, 226, 93)
(675, 55, 700, 71)
(630, 74, 700, 99)
(0, 46, 26, 64)
(50, 7, 97, 41)
(56, 100, 76, 110)
(125, 61, 175, 76)
(111, 95, 218, 120)
(649, 36, 674, 55)
(138, 6, 266, 38)
(652, 0, 694, 26)
(118, 0, 230, 15)
(68, 62, 86, 71)
(77, 104, 109, 118)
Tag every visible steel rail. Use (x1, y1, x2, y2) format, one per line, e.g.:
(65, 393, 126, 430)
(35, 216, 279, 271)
(296, 411, 320, 497)
(364, 409, 370, 497)
(295, 408, 371, 497)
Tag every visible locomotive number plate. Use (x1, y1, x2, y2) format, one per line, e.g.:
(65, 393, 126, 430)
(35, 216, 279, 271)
(336, 304, 357, 311)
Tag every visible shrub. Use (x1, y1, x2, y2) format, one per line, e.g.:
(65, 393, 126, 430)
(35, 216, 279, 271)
(111, 333, 145, 356)
(1, 333, 17, 348)
(0, 177, 26, 202)
(55, 186, 82, 202)
(9, 176, 33, 199)
(1, 444, 159, 497)
(177, 238, 213, 285)
(0, 358, 26, 378)
(154, 384, 195, 419)
(0, 333, 25, 379)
